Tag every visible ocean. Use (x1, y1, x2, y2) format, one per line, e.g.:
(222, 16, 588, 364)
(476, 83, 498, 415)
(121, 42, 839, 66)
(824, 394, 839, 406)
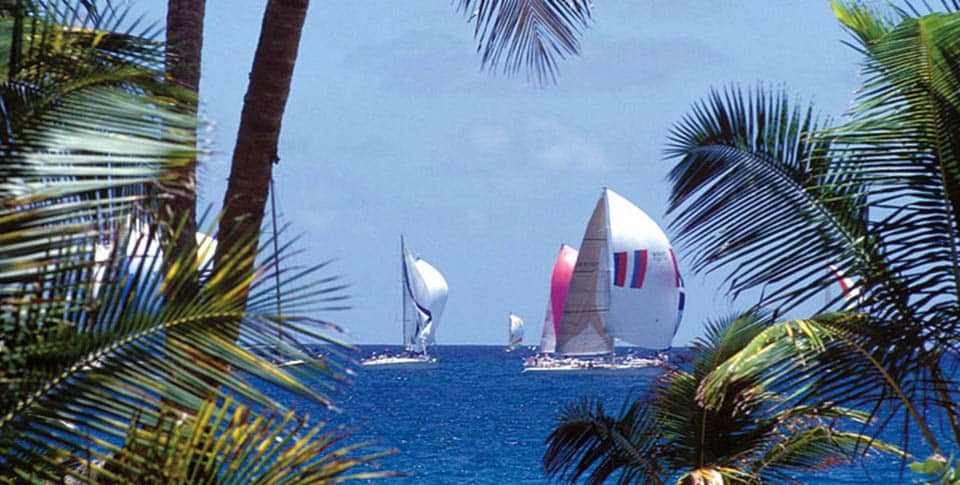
(264, 345, 938, 484)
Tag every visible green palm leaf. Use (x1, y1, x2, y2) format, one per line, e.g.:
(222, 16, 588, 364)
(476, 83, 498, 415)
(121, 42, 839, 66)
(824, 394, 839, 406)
(0, 1, 388, 481)
(665, 87, 868, 313)
(543, 312, 901, 483)
(455, 0, 591, 85)
(544, 397, 663, 485)
(665, 4, 960, 448)
(98, 397, 397, 484)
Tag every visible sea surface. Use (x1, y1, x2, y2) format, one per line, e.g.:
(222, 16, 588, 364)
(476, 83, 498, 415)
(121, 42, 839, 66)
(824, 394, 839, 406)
(263, 345, 941, 484)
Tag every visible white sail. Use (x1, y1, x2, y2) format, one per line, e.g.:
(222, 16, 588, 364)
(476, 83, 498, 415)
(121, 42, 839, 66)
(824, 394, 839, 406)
(556, 195, 613, 356)
(540, 303, 556, 353)
(508, 313, 524, 348)
(604, 189, 682, 350)
(401, 242, 421, 350)
(413, 258, 448, 348)
(400, 238, 447, 354)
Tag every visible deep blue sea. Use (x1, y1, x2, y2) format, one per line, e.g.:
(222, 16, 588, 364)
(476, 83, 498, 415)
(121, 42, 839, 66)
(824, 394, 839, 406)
(263, 345, 941, 484)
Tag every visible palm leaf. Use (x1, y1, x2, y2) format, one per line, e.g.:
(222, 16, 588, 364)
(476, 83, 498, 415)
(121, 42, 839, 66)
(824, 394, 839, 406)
(831, 3, 960, 341)
(0, 1, 386, 481)
(455, 0, 591, 85)
(665, 86, 868, 313)
(544, 312, 902, 483)
(543, 397, 664, 485)
(98, 397, 397, 483)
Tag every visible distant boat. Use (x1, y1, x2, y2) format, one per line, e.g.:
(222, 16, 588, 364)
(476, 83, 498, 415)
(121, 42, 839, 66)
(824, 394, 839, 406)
(362, 236, 448, 368)
(524, 188, 684, 373)
(505, 313, 524, 351)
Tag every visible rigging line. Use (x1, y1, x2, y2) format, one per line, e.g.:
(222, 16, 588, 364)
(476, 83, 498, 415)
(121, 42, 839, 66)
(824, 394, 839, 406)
(270, 177, 283, 347)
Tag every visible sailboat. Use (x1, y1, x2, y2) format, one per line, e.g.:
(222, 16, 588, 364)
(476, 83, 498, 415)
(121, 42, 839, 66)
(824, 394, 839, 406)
(523, 188, 685, 373)
(505, 313, 524, 351)
(362, 237, 448, 368)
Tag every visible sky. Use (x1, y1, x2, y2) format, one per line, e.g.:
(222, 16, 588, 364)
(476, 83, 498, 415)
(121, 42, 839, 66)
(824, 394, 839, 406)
(139, 0, 862, 346)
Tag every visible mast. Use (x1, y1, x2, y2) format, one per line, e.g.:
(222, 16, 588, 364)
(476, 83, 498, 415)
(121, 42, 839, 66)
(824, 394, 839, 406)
(270, 177, 283, 360)
(400, 235, 406, 351)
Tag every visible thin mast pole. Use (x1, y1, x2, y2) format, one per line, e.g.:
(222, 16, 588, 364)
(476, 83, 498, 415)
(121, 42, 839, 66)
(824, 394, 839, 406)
(270, 178, 283, 356)
(400, 235, 405, 352)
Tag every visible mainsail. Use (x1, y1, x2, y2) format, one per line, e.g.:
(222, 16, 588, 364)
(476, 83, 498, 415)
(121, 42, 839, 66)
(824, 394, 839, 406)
(401, 238, 448, 354)
(508, 313, 524, 350)
(555, 189, 684, 355)
(557, 196, 613, 356)
(540, 244, 578, 353)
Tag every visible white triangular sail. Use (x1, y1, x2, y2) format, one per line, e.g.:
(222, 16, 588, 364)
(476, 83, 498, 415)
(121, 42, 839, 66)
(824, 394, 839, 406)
(508, 313, 524, 349)
(604, 189, 682, 350)
(400, 238, 447, 354)
(540, 303, 556, 353)
(557, 196, 613, 356)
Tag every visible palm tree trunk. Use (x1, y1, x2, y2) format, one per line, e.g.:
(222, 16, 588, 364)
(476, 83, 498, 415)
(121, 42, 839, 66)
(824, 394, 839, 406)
(162, 0, 206, 409)
(214, 0, 308, 338)
(163, 0, 204, 288)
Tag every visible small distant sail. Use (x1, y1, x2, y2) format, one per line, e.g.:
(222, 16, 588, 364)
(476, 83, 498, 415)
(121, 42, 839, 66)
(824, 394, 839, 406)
(830, 264, 861, 309)
(508, 313, 524, 350)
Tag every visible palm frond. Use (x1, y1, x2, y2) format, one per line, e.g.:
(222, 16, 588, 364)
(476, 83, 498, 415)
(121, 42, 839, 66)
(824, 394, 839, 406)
(545, 312, 902, 483)
(543, 397, 664, 485)
(831, 5, 960, 337)
(754, 424, 903, 483)
(97, 397, 397, 483)
(665, 86, 868, 313)
(455, 0, 591, 85)
(0, 2, 386, 481)
(0, 216, 365, 480)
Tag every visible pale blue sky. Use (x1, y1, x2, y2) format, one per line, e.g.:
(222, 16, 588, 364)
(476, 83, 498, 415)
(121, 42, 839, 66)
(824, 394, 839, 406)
(142, 1, 861, 345)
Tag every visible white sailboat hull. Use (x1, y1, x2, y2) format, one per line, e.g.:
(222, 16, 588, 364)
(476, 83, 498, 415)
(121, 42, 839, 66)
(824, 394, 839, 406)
(522, 353, 668, 375)
(521, 362, 664, 375)
(360, 355, 438, 369)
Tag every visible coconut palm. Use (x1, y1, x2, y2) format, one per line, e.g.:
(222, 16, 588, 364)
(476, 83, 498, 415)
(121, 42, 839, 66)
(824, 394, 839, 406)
(214, 0, 309, 339)
(665, 0, 960, 455)
(543, 311, 901, 484)
(162, 0, 206, 302)
(0, 2, 388, 481)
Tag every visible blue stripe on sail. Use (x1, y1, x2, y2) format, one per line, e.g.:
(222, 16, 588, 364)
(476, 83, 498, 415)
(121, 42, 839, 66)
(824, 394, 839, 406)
(678, 291, 686, 311)
(630, 250, 646, 288)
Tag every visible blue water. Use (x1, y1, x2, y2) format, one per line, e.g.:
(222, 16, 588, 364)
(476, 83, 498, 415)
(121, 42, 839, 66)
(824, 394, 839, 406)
(265, 345, 938, 483)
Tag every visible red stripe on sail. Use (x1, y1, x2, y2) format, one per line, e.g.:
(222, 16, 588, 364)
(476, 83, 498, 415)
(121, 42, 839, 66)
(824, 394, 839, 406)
(614, 252, 627, 287)
(669, 248, 680, 288)
(630, 250, 647, 288)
